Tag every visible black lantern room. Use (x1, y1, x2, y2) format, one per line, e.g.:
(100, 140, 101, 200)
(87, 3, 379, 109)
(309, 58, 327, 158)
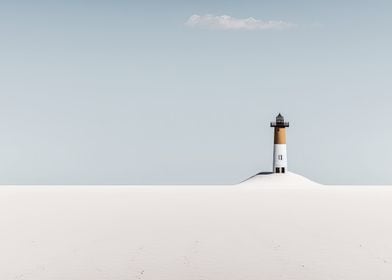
(270, 113, 289, 128)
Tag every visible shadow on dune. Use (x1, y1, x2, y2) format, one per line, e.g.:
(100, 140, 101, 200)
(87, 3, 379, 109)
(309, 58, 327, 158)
(239, 171, 273, 183)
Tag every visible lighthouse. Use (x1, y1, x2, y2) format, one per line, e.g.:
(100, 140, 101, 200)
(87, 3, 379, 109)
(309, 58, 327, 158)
(270, 113, 289, 174)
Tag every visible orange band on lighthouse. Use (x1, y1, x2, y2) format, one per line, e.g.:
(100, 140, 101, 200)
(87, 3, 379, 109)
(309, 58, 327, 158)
(274, 127, 286, 144)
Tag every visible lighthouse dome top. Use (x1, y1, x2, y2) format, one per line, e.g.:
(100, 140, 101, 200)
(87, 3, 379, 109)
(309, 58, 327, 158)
(270, 113, 289, 128)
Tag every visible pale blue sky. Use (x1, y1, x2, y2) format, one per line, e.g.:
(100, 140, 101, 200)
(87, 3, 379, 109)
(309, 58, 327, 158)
(0, 0, 391, 184)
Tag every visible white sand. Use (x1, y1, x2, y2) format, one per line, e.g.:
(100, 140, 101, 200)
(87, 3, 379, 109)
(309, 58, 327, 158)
(1, 172, 392, 279)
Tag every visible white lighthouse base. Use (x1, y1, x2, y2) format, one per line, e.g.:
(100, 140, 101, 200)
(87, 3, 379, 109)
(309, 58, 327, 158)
(273, 144, 288, 173)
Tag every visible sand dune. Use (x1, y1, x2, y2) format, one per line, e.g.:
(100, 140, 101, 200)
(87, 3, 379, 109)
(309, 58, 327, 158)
(1, 172, 392, 279)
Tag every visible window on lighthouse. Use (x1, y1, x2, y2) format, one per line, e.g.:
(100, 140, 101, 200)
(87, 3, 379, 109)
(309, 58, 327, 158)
(278, 155, 283, 160)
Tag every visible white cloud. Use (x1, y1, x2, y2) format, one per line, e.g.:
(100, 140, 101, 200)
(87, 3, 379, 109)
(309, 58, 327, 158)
(185, 14, 295, 31)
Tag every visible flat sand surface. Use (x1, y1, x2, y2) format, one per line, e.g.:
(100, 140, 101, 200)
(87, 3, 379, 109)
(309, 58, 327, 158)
(1, 173, 392, 279)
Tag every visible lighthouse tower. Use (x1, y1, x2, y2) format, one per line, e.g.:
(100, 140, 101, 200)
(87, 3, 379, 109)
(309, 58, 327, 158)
(270, 113, 289, 174)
